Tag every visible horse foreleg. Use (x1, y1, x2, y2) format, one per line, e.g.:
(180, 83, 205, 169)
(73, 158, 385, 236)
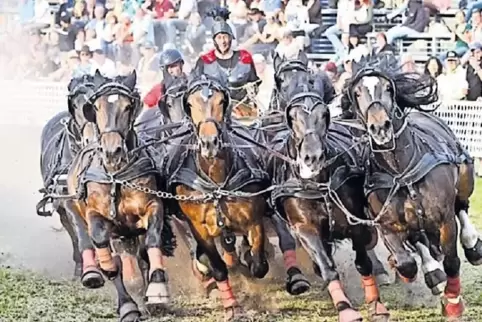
(295, 223, 362, 322)
(64, 200, 104, 289)
(191, 223, 239, 321)
(440, 217, 464, 319)
(414, 235, 446, 295)
(243, 223, 269, 279)
(58, 205, 82, 278)
(143, 200, 170, 308)
(270, 213, 310, 295)
(352, 230, 390, 322)
(88, 212, 141, 322)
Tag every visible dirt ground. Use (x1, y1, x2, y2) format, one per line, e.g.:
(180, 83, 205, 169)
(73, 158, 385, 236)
(0, 125, 481, 322)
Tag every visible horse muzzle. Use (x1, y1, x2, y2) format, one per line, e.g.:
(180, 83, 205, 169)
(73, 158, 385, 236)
(199, 134, 221, 159)
(368, 120, 394, 146)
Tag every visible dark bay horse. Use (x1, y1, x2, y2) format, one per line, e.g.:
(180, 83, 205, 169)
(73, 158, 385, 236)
(344, 55, 482, 319)
(267, 52, 390, 285)
(65, 70, 175, 322)
(266, 71, 389, 322)
(164, 74, 272, 320)
(37, 74, 97, 279)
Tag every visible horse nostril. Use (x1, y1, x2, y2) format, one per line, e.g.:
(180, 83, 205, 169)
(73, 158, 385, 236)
(212, 136, 219, 146)
(114, 146, 123, 157)
(383, 120, 392, 130)
(369, 124, 376, 133)
(304, 155, 310, 164)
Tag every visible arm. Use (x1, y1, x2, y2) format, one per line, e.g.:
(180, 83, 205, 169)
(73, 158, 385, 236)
(143, 84, 163, 108)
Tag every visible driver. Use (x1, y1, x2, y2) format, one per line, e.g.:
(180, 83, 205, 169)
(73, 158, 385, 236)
(143, 48, 186, 109)
(193, 18, 260, 107)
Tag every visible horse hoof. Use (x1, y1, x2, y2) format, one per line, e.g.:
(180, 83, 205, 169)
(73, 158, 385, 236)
(119, 302, 141, 322)
(424, 269, 447, 296)
(463, 239, 482, 266)
(441, 296, 465, 318)
(375, 273, 391, 286)
(286, 268, 311, 295)
(339, 307, 363, 322)
(81, 268, 105, 289)
(223, 306, 242, 322)
(368, 301, 390, 322)
(145, 282, 170, 308)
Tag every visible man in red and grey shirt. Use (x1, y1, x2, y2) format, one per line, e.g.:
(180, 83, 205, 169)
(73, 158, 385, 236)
(143, 48, 185, 109)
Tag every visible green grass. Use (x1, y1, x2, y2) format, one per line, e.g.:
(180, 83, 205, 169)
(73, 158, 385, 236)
(1, 180, 482, 322)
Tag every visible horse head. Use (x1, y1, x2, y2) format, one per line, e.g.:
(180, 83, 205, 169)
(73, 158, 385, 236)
(272, 51, 310, 110)
(163, 73, 189, 123)
(67, 74, 96, 146)
(346, 54, 438, 148)
(285, 72, 334, 179)
(85, 70, 141, 171)
(183, 74, 231, 159)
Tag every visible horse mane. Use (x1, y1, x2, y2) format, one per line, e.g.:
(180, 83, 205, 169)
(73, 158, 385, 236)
(344, 53, 439, 113)
(286, 71, 335, 105)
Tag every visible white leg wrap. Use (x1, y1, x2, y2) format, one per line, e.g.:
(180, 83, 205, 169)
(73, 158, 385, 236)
(458, 210, 480, 249)
(416, 242, 444, 275)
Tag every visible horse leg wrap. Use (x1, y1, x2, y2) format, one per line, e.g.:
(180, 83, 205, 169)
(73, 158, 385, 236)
(82, 249, 97, 272)
(328, 280, 352, 308)
(96, 247, 116, 272)
(361, 275, 380, 303)
(459, 210, 479, 249)
(283, 249, 297, 270)
(217, 280, 237, 309)
(147, 248, 164, 277)
(442, 276, 464, 318)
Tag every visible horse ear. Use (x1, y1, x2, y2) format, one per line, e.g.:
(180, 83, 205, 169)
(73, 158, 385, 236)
(93, 69, 104, 87)
(297, 51, 309, 66)
(272, 51, 282, 71)
(123, 70, 137, 90)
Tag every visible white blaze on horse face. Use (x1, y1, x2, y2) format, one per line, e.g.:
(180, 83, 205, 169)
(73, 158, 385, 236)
(458, 209, 480, 249)
(108, 94, 119, 103)
(297, 157, 316, 179)
(362, 76, 380, 101)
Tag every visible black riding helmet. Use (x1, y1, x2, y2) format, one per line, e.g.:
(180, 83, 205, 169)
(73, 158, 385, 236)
(159, 49, 184, 70)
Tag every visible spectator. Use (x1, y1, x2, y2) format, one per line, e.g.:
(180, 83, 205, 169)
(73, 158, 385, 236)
(34, 0, 52, 25)
(437, 51, 469, 100)
(76, 45, 94, 75)
(137, 41, 160, 86)
(185, 13, 207, 55)
(336, 54, 355, 94)
(242, 9, 279, 55)
(324, 61, 339, 84)
(371, 32, 396, 56)
(72, 0, 90, 29)
(441, 10, 470, 60)
(253, 53, 274, 113)
(349, 0, 373, 38)
(284, 0, 309, 30)
(324, 0, 357, 57)
(34, 46, 59, 78)
(256, 0, 283, 16)
(275, 28, 305, 59)
(117, 50, 136, 76)
(424, 56, 443, 78)
(131, 8, 155, 47)
(385, 0, 429, 45)
(468, 10, 482, 44)
(49, 50, 81, 81)
(163, 0, 198, 44)
(228, 0, 249, 25)
(74, 29, 86, 51)
(85, 5, 106, 51)
(466, 3, 482, 23)
(91, 48, 117, 78)
(306, 0, 324, 36)
(57, 13, 78, 53)
(151, 0, 175, 47)
(465, 42, 482, 100)
(115, 13, 135, 58)
(101, 11, 119, 59)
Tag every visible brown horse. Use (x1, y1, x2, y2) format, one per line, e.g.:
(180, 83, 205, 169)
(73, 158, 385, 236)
(268, 71, 388, 322)
(166, 75, 271, 320)
(345, 55, 482, 319)
(65, 70, 174, 322)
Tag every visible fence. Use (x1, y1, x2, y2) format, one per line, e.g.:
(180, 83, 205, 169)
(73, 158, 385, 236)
(1, 80, 482, 157)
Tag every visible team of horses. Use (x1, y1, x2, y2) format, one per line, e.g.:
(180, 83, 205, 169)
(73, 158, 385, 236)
(37, 53, 482, 322)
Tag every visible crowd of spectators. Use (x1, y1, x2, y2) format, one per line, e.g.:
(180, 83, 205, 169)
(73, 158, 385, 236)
(1, 0, 482, 101)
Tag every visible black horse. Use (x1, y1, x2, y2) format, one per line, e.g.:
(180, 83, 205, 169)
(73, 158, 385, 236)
(261, 71, 390, 321)
(37, 74, 100, 282)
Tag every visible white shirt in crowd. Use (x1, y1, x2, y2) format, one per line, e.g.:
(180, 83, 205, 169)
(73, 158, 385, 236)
(90, 57, 117, 78)
(436, 67, 469, 101)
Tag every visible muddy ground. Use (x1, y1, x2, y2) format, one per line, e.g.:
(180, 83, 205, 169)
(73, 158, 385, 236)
(0, 125, 481, 322)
